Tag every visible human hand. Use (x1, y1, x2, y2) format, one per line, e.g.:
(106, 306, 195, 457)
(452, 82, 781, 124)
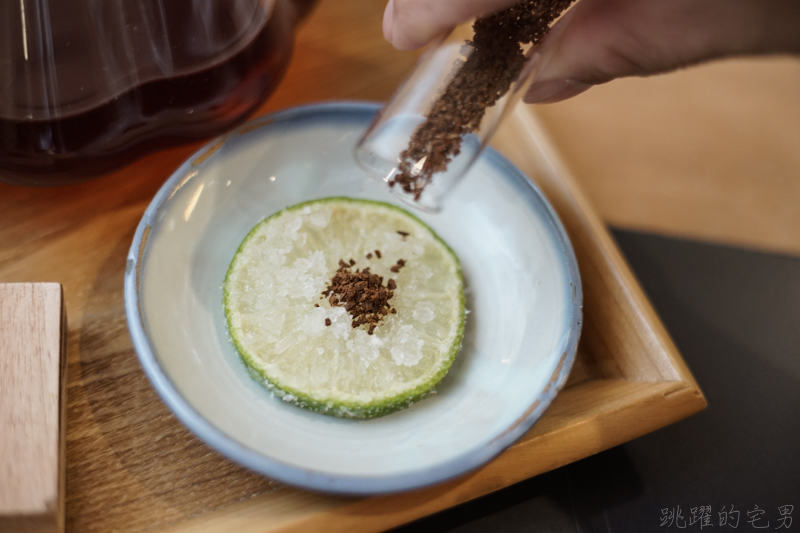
(383, 0, 800, 103)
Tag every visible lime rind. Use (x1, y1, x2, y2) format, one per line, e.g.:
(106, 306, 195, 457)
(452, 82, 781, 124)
(223, 197, 465, 419)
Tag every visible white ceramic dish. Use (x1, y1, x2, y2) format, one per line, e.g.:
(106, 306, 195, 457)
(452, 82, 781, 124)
(124, 102, 582, 494)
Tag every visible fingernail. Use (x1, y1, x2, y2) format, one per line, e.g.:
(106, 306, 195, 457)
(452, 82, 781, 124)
(524, 79, 591, 104)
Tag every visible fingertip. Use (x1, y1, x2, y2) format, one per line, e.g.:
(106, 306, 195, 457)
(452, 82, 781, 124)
(386, 17, 430, 50)
(389, 33, 427, 52)
(383, 0, 444, 51)
(383, 0, 394, 43)
(523, 79, 592, 104)
(383, 0, 424, 51)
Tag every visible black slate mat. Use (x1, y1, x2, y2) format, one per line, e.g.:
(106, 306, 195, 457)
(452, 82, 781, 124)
(393, 229, 800, 533)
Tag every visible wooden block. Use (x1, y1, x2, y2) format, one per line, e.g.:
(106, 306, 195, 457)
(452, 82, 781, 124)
(0, 284, 67, 533)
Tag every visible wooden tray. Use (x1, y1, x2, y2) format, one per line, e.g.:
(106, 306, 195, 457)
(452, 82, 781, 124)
(0, 107, 705, 533)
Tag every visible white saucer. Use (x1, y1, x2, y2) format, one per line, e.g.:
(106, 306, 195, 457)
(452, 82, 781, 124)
(124, 102, 582, 494)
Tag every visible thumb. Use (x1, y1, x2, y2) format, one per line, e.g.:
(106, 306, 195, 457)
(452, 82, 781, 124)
(525, 0, 800, 104)
(384, 0, 520, 51)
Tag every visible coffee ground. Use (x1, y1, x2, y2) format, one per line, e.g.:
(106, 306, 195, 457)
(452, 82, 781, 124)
(389, 0, 572, 200)
(389, 258, 406, 273)
(323, 259, 398, 335)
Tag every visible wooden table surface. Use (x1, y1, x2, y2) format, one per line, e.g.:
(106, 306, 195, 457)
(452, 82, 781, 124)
(0, 0, 798, 531)
(534, 56, 800, 257)
(3, 3, 799, 266)
(287, 0, 800, 257)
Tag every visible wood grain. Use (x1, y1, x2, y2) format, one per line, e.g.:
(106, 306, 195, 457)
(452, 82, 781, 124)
(9, 0, 793, 530)
(0, 283, 67, 533)
(1, 103, 699, 532)
(0, 4, 421, 532)
(158, 380, 701, 533)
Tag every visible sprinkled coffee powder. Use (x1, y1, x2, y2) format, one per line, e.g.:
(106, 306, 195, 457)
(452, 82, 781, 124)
(390, 259, 406, 273)
(323, 260, 398, 335)
(389, 0, 571, 200)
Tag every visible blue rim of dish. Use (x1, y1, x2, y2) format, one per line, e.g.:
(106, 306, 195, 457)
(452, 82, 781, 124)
(124, 101, 583, 495)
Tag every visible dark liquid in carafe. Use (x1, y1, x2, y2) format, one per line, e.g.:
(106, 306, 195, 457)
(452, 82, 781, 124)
(0, 1, 293, 186)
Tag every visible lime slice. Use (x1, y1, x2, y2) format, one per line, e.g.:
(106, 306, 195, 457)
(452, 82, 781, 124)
(223, 198, 465, 418)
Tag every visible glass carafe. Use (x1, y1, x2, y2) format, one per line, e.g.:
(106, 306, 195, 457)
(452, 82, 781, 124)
(0, 0, 313, 186)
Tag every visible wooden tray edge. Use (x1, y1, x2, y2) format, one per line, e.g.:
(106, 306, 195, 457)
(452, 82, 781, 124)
(501, 107, 703, 389)
(158, 379, 704, 533)
(153, 108, 707, 533)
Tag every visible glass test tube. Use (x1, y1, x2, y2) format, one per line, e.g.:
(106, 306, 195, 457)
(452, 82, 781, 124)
(354, 23, 541, 213)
